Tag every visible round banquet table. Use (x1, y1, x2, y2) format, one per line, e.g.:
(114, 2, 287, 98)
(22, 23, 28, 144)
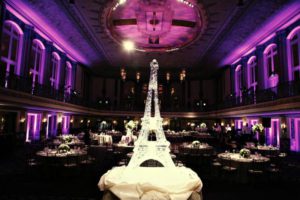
(36, 149, 87, 166)
(218, 152, 270, 183)
(247, 145, 280, 157)
(113, 144, 134, 154)
(179, 144, 214, 156)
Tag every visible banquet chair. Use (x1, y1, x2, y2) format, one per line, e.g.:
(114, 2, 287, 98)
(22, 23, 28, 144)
(199, 154, 213, 174)
(211, 158, 222, 179)
(221, 158, 237, 182)
(188, 148, 202, 167)
(62, 155, 80, 178)
(177, 146, 190, 165)
(266, 161, 282, 183)
(79, 154, 95, 176)
(248, 160, 267, 183)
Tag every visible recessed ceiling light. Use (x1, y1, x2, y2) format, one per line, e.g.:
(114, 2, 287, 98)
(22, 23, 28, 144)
(123, 40, 135, 51)
(119, 0, 127, 5)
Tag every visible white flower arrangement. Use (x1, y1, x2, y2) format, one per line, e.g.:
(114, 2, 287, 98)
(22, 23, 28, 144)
(252, 123, 264, 133)
(239, 148, 251, 158)
(62, 135, 73, 143)
(58, 144, 71, 153)
(192, 140, 200, 147)
(125, 120, 136, 130)
(200, 123, 207, 129)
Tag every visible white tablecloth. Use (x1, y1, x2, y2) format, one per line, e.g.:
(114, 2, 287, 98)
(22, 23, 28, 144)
(98, 166, 202, 200)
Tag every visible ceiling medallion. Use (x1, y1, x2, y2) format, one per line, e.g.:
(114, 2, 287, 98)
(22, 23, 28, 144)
(105, 0, 204, 52)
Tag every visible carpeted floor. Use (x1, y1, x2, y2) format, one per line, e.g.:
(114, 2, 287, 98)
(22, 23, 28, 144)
(1, 147, 300, 200)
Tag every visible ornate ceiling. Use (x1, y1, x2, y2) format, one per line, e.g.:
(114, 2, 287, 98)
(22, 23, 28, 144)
(5, 0, 299, 78)
(105, 0, 205, 52)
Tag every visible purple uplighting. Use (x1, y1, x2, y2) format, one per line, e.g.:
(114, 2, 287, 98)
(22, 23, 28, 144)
(5, 0, 88, 65)
(222, 1, 300, 66)
(1, 1, 300, 198)
(26, 113, 41, 142)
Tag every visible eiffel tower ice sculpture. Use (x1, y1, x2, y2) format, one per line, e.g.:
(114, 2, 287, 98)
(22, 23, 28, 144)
(127, 59, 175, 168)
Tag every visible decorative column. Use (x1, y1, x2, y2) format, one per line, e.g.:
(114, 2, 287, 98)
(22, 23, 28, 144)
(70, 61, 77, 91)
(59, 53, 67, 89)
(230, 65, 236, 95)
(187, 79, 191, 110)
(256, 45, 265, 90)
(43, 41, 53, 85)
(276, 29, 289, 83)
(240, 56, 248, 89)
(181, 79, 186, 109)
(20, 24, 34, 77)
(0, 2, 5, 45)
(114, 78, 118, 109)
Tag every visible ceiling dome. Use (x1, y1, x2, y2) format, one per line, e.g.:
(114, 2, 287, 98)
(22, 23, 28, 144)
(105, 0, 204, 52)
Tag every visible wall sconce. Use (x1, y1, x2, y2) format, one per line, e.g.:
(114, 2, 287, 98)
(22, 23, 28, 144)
(57, 116, 62, 123)
(180, 73, 184, 81)
(112, 120, 118, 125)
(20, 118, 26, 123)
(281, 123, 286, 129)
(231, 123, 235, 127)
(121, 68, 126, 81)
(42, 118, 47, 123)
(171, 87, 175, 95)
(87, 120, 91, 124)
(163, 120, 169, 126)
(136, 72, 140, 82)
(182, 69, 186, 78)
(180, 69, 186, 82)
(166, 72, 170, 82)
(221, 122, 225, 126)
(80, 119, 84, 123)
(70, 118, 74, 123)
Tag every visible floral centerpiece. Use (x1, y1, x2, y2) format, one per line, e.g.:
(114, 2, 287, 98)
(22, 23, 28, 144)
(252, 123, 265, 145)
(125, 120, 136, 131)
(199, 123, 208, 132)
(120, 120, 137, 145)
(61, 135, 73, 144)
(200, 123, 206, 129)
(252, 123, 264, 133)
(192, 140, 200, 148)
(239, 148, 251, 158)
(58, 144, 71, 153)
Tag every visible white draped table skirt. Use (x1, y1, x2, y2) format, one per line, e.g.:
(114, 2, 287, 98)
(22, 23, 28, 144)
(98, 166, 203, 200)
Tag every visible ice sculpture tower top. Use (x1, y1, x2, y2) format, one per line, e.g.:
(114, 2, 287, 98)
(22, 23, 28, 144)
(127, 59, 175, 168)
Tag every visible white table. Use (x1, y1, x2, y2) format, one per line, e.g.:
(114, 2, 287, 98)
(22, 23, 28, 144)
(99, 166, 203, 200)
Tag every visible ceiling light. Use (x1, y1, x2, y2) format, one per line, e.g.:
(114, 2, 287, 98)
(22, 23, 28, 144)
(123, 40, 135, 51)
(119, 0, 126, 5)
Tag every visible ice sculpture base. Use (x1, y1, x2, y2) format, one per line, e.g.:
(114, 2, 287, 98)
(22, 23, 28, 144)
(98, 166, 203, 200)
(127, 141, 175, 168)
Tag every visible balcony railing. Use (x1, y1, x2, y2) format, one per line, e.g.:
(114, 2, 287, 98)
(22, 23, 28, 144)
(1, 73, 300, 112)
(206, 80, 300, 111)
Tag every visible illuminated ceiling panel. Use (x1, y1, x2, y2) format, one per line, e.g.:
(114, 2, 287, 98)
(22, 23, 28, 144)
(106, 0, 204, 52)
